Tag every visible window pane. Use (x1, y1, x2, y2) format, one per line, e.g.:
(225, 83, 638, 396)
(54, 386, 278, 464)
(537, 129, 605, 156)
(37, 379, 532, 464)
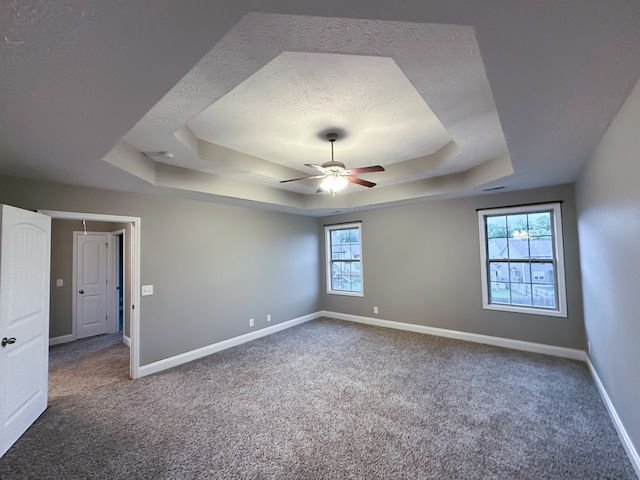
(511, 285, 533, 306)
(488, 238, 508, 259)
(347, 243, 360, 259)
(342, 228, 359, 244)
(489, 262, 509, 283)
(509, 262, 529, 284)
(331, 272, 342, 290)
(507, 214, 528, 238)
(530, 236, 553, 259)
(333, 261, 348, 277)
(532, 263, 554, 284)
(346, 277, 360, 292)
(486, 216, 507, 238)
(533, 284, 556, 308)
(507, 238, 529, 259)
(331, 246, 344, 260)
(331, 230, 341, 245)
(343, 262, 353, 277)
(528, 212, 552, 237)
(489, 282, 511, 304)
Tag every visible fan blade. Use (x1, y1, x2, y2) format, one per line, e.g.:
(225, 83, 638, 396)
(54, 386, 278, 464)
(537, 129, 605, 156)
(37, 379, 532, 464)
(343, 165, 385, 175)
(279, 175, 326, 183)
(347, 176, 376, 188)
(305, 163, 330, 174)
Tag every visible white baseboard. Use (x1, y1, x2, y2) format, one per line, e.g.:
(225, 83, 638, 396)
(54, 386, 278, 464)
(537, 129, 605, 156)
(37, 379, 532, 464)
(138, 310, 587, 378)
(49, 334, 75, 346)
(321, 311, 587, 361)
(587, 358, 640, 478)
(123, 335, 131, 347)
(138, 312, 320, 378)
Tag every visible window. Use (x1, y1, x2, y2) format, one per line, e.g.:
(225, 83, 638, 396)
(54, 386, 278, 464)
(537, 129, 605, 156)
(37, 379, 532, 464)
(478, 203, 567, 317)
(325, 222, 363, 296)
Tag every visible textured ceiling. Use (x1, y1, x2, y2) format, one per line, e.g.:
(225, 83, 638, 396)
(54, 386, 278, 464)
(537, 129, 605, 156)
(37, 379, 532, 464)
(188, 52, 452, 169)
(120, 13, 509, 206)
(1, 1, 639, 216)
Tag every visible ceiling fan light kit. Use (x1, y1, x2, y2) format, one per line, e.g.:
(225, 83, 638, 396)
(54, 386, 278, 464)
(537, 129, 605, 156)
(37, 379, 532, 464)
(320, 173, 348, 193)
(280, 132, 385, 194)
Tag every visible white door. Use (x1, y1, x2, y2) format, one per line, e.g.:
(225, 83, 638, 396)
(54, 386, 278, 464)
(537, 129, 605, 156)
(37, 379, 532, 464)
(0, 205, 51, 457)
(75, 233, 108, 339)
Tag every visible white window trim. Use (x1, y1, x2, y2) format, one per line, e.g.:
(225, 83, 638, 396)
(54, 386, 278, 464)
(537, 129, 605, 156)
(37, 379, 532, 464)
(325, 222, 364, 297)
(478, 202, 567, 317)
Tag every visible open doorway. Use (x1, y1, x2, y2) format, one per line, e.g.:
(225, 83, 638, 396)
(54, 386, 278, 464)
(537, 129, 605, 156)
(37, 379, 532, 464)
(39, 210, 141, 379)
(112, 229, 126, 340)
(69, 226, 129, 342)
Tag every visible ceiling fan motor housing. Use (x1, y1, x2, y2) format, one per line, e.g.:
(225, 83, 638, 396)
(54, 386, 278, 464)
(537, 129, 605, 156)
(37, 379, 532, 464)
(322, 161, 346, 172)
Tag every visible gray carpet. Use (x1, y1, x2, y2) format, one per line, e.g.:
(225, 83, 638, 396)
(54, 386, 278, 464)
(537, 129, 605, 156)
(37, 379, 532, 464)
(0, 318, 635, 479)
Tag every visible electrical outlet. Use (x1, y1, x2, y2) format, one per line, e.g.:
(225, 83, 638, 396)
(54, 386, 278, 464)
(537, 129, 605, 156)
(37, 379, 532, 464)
(56, 279, 63, 287)
(249, 318, 254, 327)
(267, 314, 271, 322)
(141, 285, 154, 296)
(373, 306, 379, 314)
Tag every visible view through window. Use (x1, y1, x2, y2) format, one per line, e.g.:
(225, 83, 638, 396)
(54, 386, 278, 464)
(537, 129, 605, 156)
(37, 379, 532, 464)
(478, 203, 567, 317)
(325, 222, 363, 296)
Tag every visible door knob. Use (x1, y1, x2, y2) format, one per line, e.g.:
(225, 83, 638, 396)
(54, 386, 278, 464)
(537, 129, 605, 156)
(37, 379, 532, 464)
(1, 337, 16, 347)
(79, 289, 85, 294)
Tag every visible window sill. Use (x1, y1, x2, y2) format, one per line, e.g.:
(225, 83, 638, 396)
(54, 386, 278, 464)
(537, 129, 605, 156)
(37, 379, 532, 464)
(483, 302, 567, 318)
(327, 290, 364, 297)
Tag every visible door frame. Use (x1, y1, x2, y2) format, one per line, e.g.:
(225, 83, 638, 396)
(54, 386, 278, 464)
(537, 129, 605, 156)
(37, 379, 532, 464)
(39, 210, 141, 379)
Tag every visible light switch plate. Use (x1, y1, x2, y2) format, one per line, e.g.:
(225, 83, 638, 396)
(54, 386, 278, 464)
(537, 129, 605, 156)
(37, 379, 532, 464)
(141, 285, 154, 296)
(56, 279, 63, 287)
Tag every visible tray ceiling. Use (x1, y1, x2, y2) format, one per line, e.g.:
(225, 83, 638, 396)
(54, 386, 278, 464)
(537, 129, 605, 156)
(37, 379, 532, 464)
(115, 14, 510, 213)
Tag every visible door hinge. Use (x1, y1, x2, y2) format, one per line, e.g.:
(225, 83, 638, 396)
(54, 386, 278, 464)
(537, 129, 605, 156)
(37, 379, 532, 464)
(132, 305, 135, 310)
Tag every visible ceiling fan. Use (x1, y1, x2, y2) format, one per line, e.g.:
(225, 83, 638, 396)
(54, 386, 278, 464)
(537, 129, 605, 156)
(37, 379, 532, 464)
(280, 133, 385, 194)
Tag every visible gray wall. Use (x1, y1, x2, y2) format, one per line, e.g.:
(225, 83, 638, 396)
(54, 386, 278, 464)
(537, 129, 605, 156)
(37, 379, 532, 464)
(575, 77, 640, 455)
(50, 220, 130, 338)
(0, 176, 320, 365)
(320, 184, 585, 349)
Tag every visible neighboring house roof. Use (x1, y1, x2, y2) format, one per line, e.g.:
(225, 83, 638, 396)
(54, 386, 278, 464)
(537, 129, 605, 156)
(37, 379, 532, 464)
(488, 238, 553, 259)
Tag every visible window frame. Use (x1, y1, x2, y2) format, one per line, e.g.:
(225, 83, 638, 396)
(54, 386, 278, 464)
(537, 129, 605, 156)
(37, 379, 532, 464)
(477, 202, 567, 317)
(325, 222, 364, 297)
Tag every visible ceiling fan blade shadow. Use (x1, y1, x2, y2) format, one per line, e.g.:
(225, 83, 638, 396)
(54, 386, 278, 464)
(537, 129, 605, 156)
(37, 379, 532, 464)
(280, 175, 326, 183)
(305, 163, 330, 174)
(343, 165, 385, 175)
(347, 176, 376, 188)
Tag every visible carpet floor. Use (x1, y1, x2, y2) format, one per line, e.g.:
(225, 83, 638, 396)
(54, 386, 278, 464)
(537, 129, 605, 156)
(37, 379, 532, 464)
(0, 318, 635, 479)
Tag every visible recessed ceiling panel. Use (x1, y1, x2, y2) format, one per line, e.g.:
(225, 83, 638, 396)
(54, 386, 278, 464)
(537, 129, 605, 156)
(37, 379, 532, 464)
(120, 12, 516, 212)
(188, 52, 452, 168)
